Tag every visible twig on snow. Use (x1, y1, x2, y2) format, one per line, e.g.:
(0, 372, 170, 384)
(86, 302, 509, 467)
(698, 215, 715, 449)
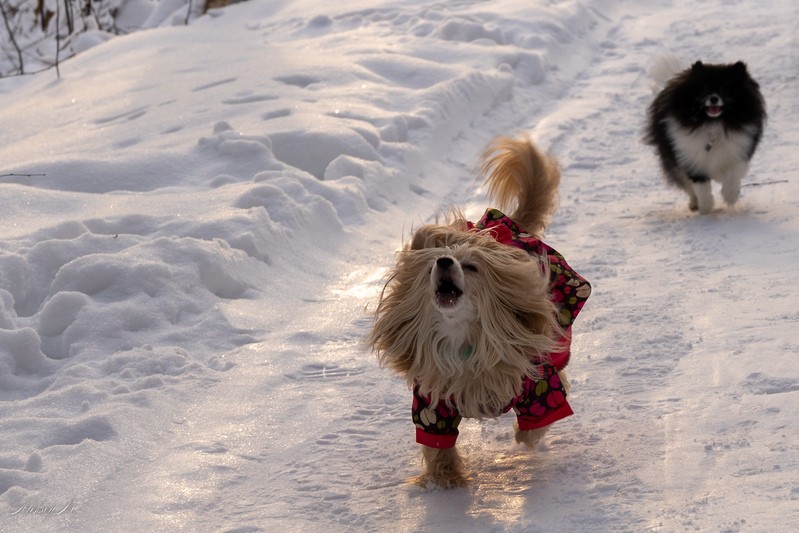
(742, 179, 788, 188)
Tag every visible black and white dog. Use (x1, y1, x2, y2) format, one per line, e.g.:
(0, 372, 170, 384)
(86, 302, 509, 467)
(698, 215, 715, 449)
(645, 57, 766, 214)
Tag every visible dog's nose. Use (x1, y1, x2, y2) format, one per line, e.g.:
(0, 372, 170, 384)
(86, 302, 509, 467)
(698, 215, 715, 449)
(436, 257, 454, 270)
(708, 94, 721, 105)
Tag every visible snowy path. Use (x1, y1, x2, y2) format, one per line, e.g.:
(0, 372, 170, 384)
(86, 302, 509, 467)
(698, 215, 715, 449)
(101, 2, 796, 531)
(1, 1, 798, 532)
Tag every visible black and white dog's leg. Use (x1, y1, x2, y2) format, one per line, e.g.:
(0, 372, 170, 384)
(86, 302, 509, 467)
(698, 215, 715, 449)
(689, 174, 714, 214)
(720, 161, 748, 207)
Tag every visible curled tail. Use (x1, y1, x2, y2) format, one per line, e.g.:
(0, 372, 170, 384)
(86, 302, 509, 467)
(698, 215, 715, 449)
(649, 54, 684, 94)
(480, 136, 561, 237)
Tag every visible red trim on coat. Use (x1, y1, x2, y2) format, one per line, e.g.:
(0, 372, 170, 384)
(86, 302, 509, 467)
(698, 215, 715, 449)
(416, 428, 458, 449)
(516, 401, 574, 431)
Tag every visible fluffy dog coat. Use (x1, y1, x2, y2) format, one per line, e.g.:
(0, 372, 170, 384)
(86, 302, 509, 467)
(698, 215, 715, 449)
(369, 137, 591, 488)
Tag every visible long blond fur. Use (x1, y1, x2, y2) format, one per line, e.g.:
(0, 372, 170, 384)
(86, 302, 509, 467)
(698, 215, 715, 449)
(481, 136, 561, 238)
(370, 230, 561, 418)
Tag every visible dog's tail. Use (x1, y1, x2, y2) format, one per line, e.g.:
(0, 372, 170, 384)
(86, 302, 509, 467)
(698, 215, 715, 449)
(649, 54, 685, 94)
(480, 136, 560, 237)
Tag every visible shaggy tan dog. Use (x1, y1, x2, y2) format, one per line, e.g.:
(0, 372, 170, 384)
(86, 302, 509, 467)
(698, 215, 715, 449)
(369, 136, 591, 488)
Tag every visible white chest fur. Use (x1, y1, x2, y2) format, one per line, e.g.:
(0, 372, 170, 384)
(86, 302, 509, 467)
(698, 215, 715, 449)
(665, 118, 756, 180)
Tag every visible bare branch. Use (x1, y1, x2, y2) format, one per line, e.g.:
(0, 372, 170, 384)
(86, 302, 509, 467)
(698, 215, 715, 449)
(742, 180, 788, 188)
(0, 173, 47, 177)
(0, 0, 25, 74)
(55, 0, 60, 78)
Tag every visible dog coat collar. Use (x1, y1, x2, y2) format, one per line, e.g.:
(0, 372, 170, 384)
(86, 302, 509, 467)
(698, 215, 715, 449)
(467, 208, 591, 329)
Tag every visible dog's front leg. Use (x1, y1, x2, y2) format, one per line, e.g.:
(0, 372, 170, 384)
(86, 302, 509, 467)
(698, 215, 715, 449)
(721, 162, 747, 206)
(691, 179, 715, 214)
(415, 445, 468, 489)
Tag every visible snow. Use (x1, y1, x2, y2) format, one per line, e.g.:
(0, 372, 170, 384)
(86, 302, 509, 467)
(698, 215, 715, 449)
(1, 0, 797, 531)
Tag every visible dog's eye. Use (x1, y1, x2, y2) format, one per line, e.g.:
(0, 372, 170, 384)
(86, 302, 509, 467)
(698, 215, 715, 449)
(463, 263, 479, 273)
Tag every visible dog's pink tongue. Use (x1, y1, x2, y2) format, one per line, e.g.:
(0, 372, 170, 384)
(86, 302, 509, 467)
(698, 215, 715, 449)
(707, 105, 723, 117)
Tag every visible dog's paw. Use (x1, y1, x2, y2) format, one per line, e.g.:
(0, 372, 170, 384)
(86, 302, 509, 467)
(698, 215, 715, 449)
(691, 181, 715, 214)
(413, 471, 469, 490)
(514, 423, 549, 448)
(417, 445, 468, 489)
(721, 183, 741, 206)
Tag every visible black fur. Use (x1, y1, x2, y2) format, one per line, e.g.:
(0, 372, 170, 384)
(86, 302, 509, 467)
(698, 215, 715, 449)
(645, 60, 766, 187)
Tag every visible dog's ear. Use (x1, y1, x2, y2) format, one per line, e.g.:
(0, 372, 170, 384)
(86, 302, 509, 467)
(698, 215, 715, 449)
(732, 61, 749, 76)
(691, 61, 704, 72)
(409, 222, 469, 250)
(410, 226, 438, 250)
(410, 225, 453, 250)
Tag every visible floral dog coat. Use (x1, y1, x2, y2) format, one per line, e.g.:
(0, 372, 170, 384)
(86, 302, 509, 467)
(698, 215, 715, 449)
(413, 209, 592, 449)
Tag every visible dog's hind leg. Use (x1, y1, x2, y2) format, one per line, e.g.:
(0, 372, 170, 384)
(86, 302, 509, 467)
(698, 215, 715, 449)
(686, 187, 699, 211)
(514, 369, 568, 447)
(665, 168, 704, 212)
(514, 424, 550, 448)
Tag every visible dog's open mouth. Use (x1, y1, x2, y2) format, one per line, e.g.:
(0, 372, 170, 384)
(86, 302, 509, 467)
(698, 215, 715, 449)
(435, 279, 463, 308)
(431, 256, 464, 309)
(704, 94, 724, 118)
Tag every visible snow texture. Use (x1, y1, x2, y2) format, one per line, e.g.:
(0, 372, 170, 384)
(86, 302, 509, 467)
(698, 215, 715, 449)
(0, 0, 797, 531)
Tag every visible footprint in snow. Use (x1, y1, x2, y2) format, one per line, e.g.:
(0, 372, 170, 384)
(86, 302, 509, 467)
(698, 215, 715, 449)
(742, 373, 799, 395)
